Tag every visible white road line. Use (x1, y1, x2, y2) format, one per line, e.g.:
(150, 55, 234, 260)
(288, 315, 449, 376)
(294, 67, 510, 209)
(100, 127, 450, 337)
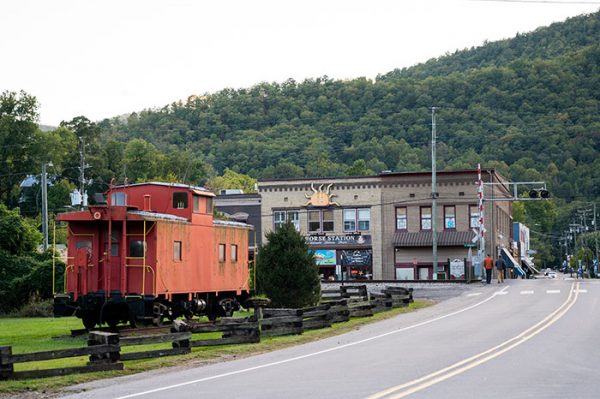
(113, 287, 510, 399)
(575, 289, 588, 293)
(520, 290, 534, 295)
(366, 282, 579, 399)
(495, 291, 508, 295)
(546, 290, 561, 294)
(466, 293, 482, 297)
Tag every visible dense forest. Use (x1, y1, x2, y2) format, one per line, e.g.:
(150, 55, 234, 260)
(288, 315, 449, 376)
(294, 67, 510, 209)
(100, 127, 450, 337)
(1, 10, 600, 304)
(96, 11, 600, 202)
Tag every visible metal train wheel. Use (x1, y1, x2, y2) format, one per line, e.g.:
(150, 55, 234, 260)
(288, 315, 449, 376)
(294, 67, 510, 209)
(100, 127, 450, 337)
(152, 303, 168, 326)
(82, 313, 97, 330)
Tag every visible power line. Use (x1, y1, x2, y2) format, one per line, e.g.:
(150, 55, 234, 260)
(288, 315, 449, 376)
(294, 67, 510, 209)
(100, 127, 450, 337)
(469, 0, 600, 4)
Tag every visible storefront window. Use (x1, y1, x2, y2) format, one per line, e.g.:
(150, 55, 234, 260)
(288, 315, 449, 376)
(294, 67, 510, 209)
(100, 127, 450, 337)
(421, 206, 432, 230)
(445, 206, 456, 229)
(470, 205, 480, 228)
(341, 249, 372, 280)
(396, 207, 407, 230)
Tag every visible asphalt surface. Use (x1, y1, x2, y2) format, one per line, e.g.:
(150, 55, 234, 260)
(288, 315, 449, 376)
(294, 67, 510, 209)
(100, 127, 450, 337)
(60, 277, 598, 399)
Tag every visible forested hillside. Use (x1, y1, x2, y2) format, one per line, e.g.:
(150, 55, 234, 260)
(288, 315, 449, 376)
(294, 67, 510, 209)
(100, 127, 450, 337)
(99, 10, 600, 202)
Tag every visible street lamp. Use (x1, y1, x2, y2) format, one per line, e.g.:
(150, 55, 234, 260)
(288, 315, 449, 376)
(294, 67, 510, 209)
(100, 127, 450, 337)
(41, 161, 53, 251)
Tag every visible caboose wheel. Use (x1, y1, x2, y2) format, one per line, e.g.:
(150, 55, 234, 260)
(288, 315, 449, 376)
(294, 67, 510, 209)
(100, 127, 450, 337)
(82, 314, 98, 330)
(152, 303, 168, 326)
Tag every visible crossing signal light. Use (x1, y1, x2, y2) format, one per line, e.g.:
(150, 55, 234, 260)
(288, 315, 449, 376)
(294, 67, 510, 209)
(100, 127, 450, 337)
(528, 189, 550, 199)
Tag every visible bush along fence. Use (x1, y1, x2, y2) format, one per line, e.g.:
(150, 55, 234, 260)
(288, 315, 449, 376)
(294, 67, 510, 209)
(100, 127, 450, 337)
(0, 285, 414, 380)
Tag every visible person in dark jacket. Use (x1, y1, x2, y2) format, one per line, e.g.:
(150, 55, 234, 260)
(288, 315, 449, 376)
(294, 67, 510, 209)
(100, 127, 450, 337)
(495, 256, 505, 283)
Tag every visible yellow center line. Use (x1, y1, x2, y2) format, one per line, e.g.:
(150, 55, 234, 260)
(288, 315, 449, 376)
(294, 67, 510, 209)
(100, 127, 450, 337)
(366, 282, 579, 399)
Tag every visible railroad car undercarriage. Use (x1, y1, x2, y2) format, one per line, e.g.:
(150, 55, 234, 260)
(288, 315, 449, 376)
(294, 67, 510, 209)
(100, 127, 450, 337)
(54, 290, 247, 329)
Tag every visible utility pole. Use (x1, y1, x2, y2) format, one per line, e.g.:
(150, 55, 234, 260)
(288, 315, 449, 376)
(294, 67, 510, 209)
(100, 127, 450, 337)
(41, 162, 51, 251)
(594, 203, 599, 275)
(79, 137, 85, 209)
(431, 107, 438, 280)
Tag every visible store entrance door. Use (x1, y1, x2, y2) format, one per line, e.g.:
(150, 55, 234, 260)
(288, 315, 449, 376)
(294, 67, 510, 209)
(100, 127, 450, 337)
(418, 267, 430, 280)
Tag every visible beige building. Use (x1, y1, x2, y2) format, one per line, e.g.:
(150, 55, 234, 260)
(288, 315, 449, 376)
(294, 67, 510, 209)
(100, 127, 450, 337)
(257, 169, 513, 281)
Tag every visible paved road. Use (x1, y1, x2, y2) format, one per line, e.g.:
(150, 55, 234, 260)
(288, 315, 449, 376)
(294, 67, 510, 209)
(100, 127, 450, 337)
(61, 279, 599, 399)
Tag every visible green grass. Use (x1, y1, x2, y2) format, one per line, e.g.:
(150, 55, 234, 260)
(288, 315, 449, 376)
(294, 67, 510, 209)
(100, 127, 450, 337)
(0, 301, 431, 394)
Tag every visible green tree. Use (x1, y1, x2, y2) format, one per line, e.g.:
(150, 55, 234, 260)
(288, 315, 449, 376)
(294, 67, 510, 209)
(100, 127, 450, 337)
(0, 204, 41, 255)
(256, 222, 320, 308)
(0, 90, 40, 207)
(208, 168, 257, 193)
(123, 138, 161, 182)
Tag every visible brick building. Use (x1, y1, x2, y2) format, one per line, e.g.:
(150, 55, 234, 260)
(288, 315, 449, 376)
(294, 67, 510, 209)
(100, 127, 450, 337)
(257, 169, 513, 281)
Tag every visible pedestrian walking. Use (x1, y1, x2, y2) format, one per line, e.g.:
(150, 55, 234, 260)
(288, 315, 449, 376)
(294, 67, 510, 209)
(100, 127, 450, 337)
(484, 254, 493, 284)
(495, 256, 505, 283)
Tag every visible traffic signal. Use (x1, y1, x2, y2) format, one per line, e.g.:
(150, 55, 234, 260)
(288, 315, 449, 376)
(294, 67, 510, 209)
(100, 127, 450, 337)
(528, 189, 550, 199)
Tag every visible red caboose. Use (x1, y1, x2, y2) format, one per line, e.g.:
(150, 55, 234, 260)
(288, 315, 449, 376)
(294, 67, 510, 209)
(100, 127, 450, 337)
(53, 182, 252, 328)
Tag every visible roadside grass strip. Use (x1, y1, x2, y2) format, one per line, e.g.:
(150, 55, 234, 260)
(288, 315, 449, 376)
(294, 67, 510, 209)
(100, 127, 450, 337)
(0, 302, 431, 394)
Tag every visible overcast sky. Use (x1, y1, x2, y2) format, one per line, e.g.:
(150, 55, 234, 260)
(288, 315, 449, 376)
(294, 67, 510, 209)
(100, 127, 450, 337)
(1, 0, 599, 126)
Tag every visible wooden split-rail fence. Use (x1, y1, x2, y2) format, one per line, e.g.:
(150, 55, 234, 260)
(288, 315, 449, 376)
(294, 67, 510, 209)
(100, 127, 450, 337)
(1, 285, 414, 379)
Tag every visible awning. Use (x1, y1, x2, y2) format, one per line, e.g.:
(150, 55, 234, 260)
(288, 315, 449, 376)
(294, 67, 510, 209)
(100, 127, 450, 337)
(394, 231, 473, 247)
(501, 247, 525, 277)
(522, 257, 540, 274)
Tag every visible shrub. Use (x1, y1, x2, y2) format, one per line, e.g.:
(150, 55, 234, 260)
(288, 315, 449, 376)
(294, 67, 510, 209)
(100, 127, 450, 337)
(15, 295, 54, 317)
(256, 221, 320, 308)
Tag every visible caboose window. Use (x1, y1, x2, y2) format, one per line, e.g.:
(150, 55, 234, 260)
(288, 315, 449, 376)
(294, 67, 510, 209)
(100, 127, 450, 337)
(111, 192, 127, 206)
(193, 195, 200, 213)
(231, 244, 238, 262)
(206, 197, 213, 214)
(173, 192, 188, 209)
(174, 241, 182, 261)
(219, 244, 226, 262)
(129, 240, 145, 257)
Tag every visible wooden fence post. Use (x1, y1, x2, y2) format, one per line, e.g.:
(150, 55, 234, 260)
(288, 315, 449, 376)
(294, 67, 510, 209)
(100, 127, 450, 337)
(0, 346, 14, 380)
(88, 332, 121, 363)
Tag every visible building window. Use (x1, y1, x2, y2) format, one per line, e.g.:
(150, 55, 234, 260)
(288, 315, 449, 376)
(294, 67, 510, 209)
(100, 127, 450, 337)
(396, 207, 407, 230)
(308, 209, 334, 233)
(358, 209, 370, 231)
(470, 205, 479, 228)
(193, 195, 200, 213)
(343, 209, 356, 231)
(421, 206, 432, 230)
(308, 210, 321, 232)
(218, 243, 226, 262)
(173, 192, 188, 209)
(231, 244, 238, 262)
(274, 210, 300, 231)
(344, 208, 370, 231)
(445, 206, 456, 229)
(174, 241, 182, 261)
(322, 209, 334, 232)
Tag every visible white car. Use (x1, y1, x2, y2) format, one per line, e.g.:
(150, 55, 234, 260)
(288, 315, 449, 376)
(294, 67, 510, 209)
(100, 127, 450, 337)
(544, 268, 557, 278)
